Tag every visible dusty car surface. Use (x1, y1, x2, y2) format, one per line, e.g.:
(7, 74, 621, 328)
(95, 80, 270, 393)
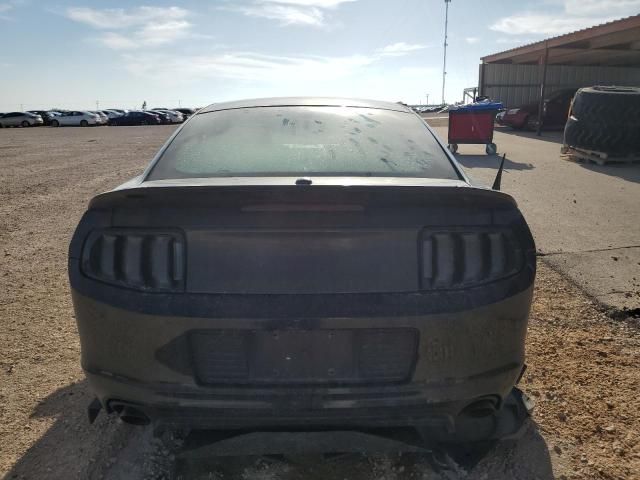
(69, 97, 536, 443)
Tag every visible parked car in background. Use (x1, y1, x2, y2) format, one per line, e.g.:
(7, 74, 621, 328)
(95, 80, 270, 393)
(103, 110, 126, 121)
(69, 97, 536, 443)
(110, 111, 161, 126)
(27, 110, 60, 126)
(150, 109, 184, 123)
(498, 88, 578, 130)
(145, 110, 172, 124)
(0, 112, 44, 128)
(106, 109, 128, 116)
(89, 111, 109, 125)
(51, 111, 100, 127)
(173, 107, 196, 118)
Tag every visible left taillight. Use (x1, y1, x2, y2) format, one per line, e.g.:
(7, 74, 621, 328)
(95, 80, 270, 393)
(80, 229, 185, 291)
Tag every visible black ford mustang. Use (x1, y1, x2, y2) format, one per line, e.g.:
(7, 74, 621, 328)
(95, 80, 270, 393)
(69, 97, 535, 443)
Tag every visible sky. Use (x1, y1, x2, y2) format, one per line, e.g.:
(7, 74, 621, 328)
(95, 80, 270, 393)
(0, 0, 638, 111)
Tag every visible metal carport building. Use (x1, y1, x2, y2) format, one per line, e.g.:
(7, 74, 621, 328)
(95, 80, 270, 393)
(478, 14, 640, 116)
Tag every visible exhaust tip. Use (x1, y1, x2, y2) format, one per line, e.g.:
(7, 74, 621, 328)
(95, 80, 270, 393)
(461, 398, 498, 419)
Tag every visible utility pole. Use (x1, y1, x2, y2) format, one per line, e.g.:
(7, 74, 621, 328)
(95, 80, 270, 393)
(442, 0, 451, 105)
(96, 100, 99, 110)
(426, 93, 430, 106)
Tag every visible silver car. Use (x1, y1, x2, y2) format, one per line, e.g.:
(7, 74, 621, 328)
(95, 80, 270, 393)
(0, 112, 44, 128)
(51, 111, 100, 127)
(151, 108, 184, 123)
(90, 111, 109, 125)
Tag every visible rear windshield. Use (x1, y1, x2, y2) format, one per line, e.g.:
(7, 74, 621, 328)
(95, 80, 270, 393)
(147, 106, 459, 180)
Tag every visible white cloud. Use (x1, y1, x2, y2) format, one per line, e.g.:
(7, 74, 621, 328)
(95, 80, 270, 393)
(65, 6, 198, 49)
(99, 33, 138, 50)
(564, 0, 640, 16)
(377, 42, 428, 57)
(226, 0, 356, 27)
(490, 14, 608, 36)
(123, 51, 376, 84)
(490, 0, 640, 37)
(0, 0, 21, 20)
(65, 6, 189, 29)
(465, 37, 479, 44)
(234, 4, 325, 26)
(260, 0, 355, 6)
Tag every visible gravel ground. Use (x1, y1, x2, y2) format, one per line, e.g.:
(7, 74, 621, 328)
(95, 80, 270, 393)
(1, 126, 639, 479)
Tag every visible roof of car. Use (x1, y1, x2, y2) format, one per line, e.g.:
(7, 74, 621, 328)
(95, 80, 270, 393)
(199, 97, 413, 114)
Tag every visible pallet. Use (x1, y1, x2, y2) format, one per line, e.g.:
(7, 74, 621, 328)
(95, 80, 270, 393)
(561, 145, 640, 166)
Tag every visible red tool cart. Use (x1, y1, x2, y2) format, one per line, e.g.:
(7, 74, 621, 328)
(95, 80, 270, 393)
(447, 102, 503, 155)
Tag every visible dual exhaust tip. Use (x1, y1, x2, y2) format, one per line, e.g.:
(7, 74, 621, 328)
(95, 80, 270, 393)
(107, 397, 499, 428)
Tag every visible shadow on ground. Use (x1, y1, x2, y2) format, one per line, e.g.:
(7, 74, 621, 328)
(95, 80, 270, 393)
(495, 127, 565, 145)
(173, 422, 554, 479)
(455, 153, 535, 172)
(4, 380, 146, 480)
(568, 160, 640, 184)
(6, 381, 555, 480)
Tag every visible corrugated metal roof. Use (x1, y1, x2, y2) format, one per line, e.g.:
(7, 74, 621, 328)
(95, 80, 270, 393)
(482, 14, 640, 65)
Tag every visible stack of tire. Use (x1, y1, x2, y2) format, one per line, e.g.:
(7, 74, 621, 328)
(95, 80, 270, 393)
(563, 86, 640, 157)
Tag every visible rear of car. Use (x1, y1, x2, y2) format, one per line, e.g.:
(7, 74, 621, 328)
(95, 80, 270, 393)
(156, 109, 184, 123)
(69, 98, 535, 442)
(499, 88, 577, 131)
(90, 111, 109, 125)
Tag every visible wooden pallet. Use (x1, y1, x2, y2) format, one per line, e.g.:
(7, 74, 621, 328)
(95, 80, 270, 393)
(561, 145, 640, 166)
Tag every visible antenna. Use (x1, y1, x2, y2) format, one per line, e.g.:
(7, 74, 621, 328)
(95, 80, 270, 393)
(442, 0, 451, 105)
(492, 153, 506, 191)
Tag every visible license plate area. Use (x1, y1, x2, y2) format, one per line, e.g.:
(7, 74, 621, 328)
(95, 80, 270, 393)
(190, 329, 418, 386)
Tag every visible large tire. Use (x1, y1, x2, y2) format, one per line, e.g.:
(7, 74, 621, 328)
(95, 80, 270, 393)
(564, 86, 640, 155)
(80, 120, 89, 127)
(21, 120, 30, 127)
(51, 120, 60, 127)
(571, 86, 640, 125)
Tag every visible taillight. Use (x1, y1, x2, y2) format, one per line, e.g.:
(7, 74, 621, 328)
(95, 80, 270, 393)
(81, 229, 185, 291)
(421, 228, 523, 289)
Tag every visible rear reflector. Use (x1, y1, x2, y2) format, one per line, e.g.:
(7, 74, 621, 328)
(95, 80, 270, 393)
(421, 229, 523, 289)
(81, 229, 185, 291)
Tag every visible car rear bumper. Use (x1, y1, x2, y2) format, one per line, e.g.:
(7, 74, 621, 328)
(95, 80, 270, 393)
(72, 285, 532, 435)
(500, 113, 528, 128)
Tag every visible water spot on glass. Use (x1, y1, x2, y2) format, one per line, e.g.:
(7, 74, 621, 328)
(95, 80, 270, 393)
(353, 127, 361, 133)
(315, 120, 323, 125)
(380, 157, 398, 170)
(282, 118, 289, 126)
(368, 137, 378, 144)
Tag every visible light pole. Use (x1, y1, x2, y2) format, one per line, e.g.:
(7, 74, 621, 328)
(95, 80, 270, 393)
(442, 0, 451, 105)
(426, 93, 430, 106)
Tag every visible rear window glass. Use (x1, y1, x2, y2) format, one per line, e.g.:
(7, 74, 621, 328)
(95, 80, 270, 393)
(147, 106, 459, 180)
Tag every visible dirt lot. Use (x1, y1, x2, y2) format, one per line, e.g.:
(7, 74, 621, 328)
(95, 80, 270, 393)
(1, 126, 639, 479)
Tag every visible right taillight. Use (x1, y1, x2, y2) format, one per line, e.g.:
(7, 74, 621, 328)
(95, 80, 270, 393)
(81, 229, 185, 291)
(421, 228, 523, 289)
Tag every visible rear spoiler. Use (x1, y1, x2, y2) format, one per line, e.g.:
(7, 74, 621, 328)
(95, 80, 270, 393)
(88, 181, 518, 211)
